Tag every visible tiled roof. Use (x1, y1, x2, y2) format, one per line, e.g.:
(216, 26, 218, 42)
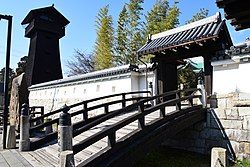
(138, 12, 232, 56)
(21, 6, 69, 26)
(29, 64, 140, 90)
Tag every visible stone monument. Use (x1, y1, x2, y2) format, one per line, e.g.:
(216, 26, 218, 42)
(9, 73, 29, 130)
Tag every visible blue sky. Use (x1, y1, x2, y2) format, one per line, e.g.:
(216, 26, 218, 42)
(0, 0, 250, 75)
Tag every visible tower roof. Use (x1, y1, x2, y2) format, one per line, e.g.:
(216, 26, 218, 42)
(21, 6, 69, 26)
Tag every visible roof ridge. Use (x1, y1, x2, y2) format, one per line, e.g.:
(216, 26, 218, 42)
(151, 12, 221, 40)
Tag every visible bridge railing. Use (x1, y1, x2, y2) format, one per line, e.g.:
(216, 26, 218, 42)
(29, 91, 150, 133)
(71, 88, 203, 155)
(25, 91, 150, 149)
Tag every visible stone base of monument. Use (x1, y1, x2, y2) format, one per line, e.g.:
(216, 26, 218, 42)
(6, 125, 16, 149)
(211, 147, 227, 167)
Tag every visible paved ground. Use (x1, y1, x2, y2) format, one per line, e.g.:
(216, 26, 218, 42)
(0, 127, 32, 167)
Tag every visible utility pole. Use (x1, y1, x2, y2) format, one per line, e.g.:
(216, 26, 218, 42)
(0, 14, 13, 149)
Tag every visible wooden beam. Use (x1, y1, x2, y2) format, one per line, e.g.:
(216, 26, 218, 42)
(225, 9, 250, 20)
(223, 1, 250, 18)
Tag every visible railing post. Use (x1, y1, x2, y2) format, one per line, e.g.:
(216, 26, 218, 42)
(6, 124, 16, 149)
(197, 80, 207, 108)
(159, 97, 165, 118)
(41, 107, 44, 123)
(160, 107, 166, 118)
(149, 82, 154, 106)
(59, 104, 75, 167)
(138, 103, 145, 129)
(45, 118, 53, 134)
(58, 104, 73, 152)
(83, 103, 88, 121)
(104, 105, 109, 114)
(176, 92, 181, 111)
(108, 132, 116, 148)
(19, 103, 30, 151)
(122, 93, 126, 108)
(188, 98, 194, 107)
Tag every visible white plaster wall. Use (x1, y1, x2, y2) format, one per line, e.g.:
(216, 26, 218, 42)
(212, 62, 239, 94)
(237, 63, 250, 93)
(138, 72, 154, 95)
(212, 59, 250, 94)
(29, 76, 132, 113)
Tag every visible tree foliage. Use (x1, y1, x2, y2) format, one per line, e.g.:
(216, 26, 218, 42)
(178, 65, 198, 90)
(127, 0, 144, 64)
(16, 56, 28, 76)
(67, 2, 209, 75)
(141, 0, 180, 62)
(66, 50, 94, 76)
(93, 5, 114, 70)
(0, 68, 15, 83)
(186, 8, 209, 24)
(145, 0, 180, 35)
(115, 5, 129, 65)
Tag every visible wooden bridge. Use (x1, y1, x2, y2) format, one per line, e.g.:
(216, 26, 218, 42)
(1, 88, 206, 167)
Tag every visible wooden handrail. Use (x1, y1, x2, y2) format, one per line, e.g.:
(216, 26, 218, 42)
(29, 93, 150, 133)
(71, 88, 200, 138)
(72, 90, 202, 154)
(30, 91, 150, 123)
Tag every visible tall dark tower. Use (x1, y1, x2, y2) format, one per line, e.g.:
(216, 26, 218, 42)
(21, 6, 69, 86)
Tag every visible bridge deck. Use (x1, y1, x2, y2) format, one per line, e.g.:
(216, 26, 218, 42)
(0, 108, 167, 166)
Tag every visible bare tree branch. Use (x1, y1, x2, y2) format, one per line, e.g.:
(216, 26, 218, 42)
(66, 50, 95, 76)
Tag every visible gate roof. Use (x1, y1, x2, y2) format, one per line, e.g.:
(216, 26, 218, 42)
(137, 12, 232, 57)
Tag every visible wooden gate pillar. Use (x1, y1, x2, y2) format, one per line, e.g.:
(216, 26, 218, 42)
(156, 61, 177, 100)
(203, 55, 213, 96)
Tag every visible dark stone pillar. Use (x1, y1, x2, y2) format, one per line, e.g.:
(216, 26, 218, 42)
(203, 55, 213, 96)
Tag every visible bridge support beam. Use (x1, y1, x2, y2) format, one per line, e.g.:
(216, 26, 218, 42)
(19, 103, 30, 151)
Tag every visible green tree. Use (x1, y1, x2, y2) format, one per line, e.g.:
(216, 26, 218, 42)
(142, 0, 180, 62)
(16, 56, 28, 76)
(115, 5, 129, 65)
(0, 68, 15, 83)
(178, 64, 198, 91)
(127, 0, 144, 64)
(93, 5, 114, 70)
(186, 8, 209, 24)
(164, 3, 180, 30)
(145, 0, 180, 35)
(145, 0, 169, 35)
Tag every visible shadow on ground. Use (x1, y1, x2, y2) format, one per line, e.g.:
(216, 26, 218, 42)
(134, 147, 210, 167)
